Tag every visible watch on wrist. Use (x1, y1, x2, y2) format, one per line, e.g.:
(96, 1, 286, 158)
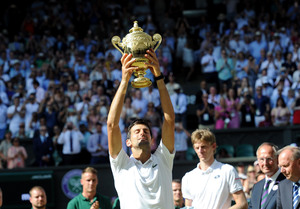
(154, 74, 164, 81)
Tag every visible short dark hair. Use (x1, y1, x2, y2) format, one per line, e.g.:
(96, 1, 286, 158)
(172, 179, 181, 184)
(127, 119, 152, 139)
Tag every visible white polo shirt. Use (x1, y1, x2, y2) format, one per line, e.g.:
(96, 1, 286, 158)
(110, 141, 175, 209)
(182, 160, 243, 209)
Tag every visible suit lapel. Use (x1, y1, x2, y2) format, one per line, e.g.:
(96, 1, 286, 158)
(264, 173, 286, 208)
(286, 180, 293, 209)
(256, 179, 266, 208)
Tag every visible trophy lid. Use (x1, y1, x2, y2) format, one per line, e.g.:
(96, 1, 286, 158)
(129, 21, 143, 33)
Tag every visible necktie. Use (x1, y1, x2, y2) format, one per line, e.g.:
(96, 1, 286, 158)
(293, 183, 300, 209)
(261, 179, 272, 209)
(70, 131, 73, 152)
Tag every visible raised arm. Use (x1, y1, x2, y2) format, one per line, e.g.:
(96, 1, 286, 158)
(107, 54, 137, 158)
(145, 49, 175, 153)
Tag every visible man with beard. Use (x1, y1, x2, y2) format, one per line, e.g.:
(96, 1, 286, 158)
(29, 186, 47, 209)
(107, 49, 175, 209)
(67, 167, 111, 209)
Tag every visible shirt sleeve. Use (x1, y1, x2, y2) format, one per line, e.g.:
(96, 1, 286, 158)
(109, 148, 130, 174)
(227, 165, 244, 194)
(57, 132, 64, 144)
(154, 140, 175, 171)
(182, 172, 193, 200)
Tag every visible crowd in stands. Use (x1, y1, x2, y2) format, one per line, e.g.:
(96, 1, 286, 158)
(0, 0, 300, 169)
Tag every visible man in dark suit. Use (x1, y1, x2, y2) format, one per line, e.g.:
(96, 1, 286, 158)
(277, 146, 300, 209)
(33, 125, 54, 167)
(249, 142, 285, 209)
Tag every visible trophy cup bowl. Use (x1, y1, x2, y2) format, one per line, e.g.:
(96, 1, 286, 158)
(111, 21, 162, 88)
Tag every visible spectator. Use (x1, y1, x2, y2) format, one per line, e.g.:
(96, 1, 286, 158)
(67, 167, 111, 209)
(271, 97, 290, 127)
(87, 107, 101, 132)
(214, 97, 231, 129)
(170, 84, 187, 128)
(244, 165, 256, 198)
(292, 96, 300, 125)
(121, 97, 137, 127)
(172, 179, 185, 209)
(260, 52, 278, 81)
(32, 79, 46, 103)
(249, 31, 268, 64)
(237, 77, 253, 99)
(174, 122, 190, 161)
(142, 85, 160, 109)
(216, 49, 234, 88)
(15, 122, 28, 141)
(7, 137, 27, 169)
(75, 94, 91, 124)
(0, 98, 8, 140)
(196, 93, 215, 130)
(201, 46, 218, 84)
(51, 125, 63, 166)
(87, 122, 108, 164)
(131, 89, 148, 119)
(165, 72, 180, 96)
(144, 102, 162, 151)
(27, 112, 40, 139)
(29, 186, 47, 209)
(282, 52, 297, 75)
(258, 111, 273, 127)
(195, 80, 208, 105)
(254, 86, 270, 126)
(7, 96, 25, 136)
(208, 86, 220, 106)
(33, 125, 54, 167)
(226, 88, 240, 128)
(239, 94, 256, 128)
(57, 122, 84, 165)
(78, 123, 91, 164)
(0, 131, 13, 168)
(23, 93, 39, 133)
(234, 51, 248, 80)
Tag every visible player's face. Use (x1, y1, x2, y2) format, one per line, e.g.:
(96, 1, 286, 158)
(257, 145, 278, 177)
(172, 182, 182, 203)
(30, 189, 47, 209)
(81, 172, 98, 193)
(193, 140, 216, 162)
(127, 124, 151, 149)
(279, 150, 300, 182)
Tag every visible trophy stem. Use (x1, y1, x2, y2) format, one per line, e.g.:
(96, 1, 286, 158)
(131, 68, 152, 88)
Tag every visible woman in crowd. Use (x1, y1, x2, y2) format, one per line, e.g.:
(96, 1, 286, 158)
(271, 97, 291, 126)
(215, 97, 231, 129)
(7, 137, 27, 169)
(226, 88, 240, 128)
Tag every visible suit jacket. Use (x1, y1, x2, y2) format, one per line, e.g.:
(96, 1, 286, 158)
(33, 133, 54, 166)
(277, 179, 300, 209)
(249, 173, 285, 209)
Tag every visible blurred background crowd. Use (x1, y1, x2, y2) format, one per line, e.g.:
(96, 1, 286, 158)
(0, 0, 300, 170)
